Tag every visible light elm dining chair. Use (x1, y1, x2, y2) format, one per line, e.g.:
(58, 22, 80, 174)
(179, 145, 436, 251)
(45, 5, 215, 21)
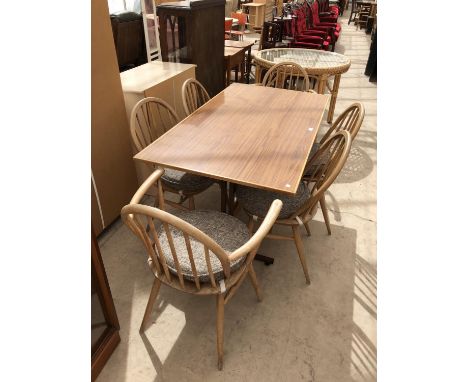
(303, 102, 365, 234)
(121, 168, 283, 370)
(261, 61, 316, 93)
(181, 78, 211, 116)
(236, 131, 351, 284)
(130, 96, 226, 211)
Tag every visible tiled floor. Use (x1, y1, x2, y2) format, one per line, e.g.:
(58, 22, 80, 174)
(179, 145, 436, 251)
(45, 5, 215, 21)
(97, 11, 377, 382)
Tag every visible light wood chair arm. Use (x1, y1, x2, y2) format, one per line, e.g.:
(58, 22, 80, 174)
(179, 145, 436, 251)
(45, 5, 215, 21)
(229, 199, 283, 261)
(130, 168, 165, 205)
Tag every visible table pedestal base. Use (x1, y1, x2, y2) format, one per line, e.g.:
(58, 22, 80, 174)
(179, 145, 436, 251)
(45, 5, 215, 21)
(254, 254, 274, 265)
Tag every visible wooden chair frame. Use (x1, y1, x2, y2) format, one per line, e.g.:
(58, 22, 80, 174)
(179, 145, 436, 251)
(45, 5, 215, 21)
(240, 131, 352, 284)
(181, 78, 211, 116)
(261, 61, 315, 93)
(305, 102, 364, 234)
(130, 97, 225, 211)
(121, 169, 283, 369)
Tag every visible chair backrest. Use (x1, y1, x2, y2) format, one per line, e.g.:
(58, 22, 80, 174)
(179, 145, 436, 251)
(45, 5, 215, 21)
(224, 19, 233, 32)
(261, 61, 311, 92)
(122, 169, 283, 293)
(320, 102, 365, 144)
(182, 78, 211, 116)
(231, 12, 247, 26)
(297, 131, 352, 219)
(260, 21, 281, 49)
(130, 97, 179, 152)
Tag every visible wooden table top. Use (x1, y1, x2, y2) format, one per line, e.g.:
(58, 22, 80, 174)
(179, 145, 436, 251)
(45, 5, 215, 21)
(224, 40, 254, 49)
(224, 46, 244, 58)
(134, 83, 329, 195)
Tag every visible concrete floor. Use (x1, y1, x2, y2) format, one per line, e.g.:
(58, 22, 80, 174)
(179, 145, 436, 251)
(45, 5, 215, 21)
(97, 11, 376, 382)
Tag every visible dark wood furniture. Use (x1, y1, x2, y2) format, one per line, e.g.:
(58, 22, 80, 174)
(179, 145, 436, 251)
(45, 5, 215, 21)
(224, 46, 246, 87)
(224, 40, 255, 84)
(157, 0, 225, 97)
(91, 227, 120, 381)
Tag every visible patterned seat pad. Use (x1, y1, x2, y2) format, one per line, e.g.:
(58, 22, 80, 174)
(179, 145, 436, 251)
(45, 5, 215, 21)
(236, 182, 310, 219)
(162, 168, 214, 193)
(157, 210, 249, 282)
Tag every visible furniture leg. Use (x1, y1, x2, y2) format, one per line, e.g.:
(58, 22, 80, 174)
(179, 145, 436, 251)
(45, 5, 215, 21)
(240, 61, 245, 83)
(140, 278, 162, 333)
(216, 293, 225, 370)
(248, 264, 263, 301)
(188, 196, 195, 210)
(220, 181, 227, 213)
(317, 74, 327, 94)
(255, 64, 261, 84)
(292, 226, 311, 284)
(319, 195, 332, 235)
(304, 220, 312, 236)
(327, 74, 341, 123)
(246, 47, 252, 84)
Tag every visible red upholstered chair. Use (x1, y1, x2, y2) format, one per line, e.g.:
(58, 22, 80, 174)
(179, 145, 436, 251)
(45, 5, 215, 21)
(224, 19, 233, 40)
(306, 1, 341, 51)
(318, 0, 340, 18)
(291, 9, 330, 51)
(230, 12, 247, 41)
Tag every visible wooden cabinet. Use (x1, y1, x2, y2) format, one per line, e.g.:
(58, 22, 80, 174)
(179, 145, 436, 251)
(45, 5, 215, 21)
(92, 0, 139, 235)
(157, 0, 225, 97)
(120, 61, 196, 190)
(242, 3, 265, 30)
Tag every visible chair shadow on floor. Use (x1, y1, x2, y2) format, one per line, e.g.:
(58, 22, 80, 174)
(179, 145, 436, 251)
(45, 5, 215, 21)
(335, 145, 374, 184)
(122, 221, 376, 382)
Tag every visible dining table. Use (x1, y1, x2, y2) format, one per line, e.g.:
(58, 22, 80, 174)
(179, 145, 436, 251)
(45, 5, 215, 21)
(254, 48, 351, 123)
(134, 83, 329, 264)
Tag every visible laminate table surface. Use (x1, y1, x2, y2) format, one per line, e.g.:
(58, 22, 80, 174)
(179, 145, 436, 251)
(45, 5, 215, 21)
(254, 48, 350, 123)
(134, 83, 329, 195)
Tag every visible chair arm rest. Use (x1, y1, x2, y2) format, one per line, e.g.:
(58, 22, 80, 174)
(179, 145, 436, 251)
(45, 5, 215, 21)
(297, 35, 324, 44)
(302, 29, 328, 38)
(130, 168, 165, 205)
(229, 199, 283, 261)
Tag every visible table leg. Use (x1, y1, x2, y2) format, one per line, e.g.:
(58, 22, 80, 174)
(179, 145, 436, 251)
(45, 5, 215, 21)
(255, 64, 261, 84)
(327, 74, 341, 124)
(246, 47, 252, 84)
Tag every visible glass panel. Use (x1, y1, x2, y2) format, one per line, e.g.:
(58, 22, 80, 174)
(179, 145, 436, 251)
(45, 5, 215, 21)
(164, 16, 188, 63)
(259, 48, 349, 68)
(142, 0, 159, 60)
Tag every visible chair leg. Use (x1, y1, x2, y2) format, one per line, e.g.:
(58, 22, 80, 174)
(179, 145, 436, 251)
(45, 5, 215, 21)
(319, 195, 332, 235)
(188, 196, 195, 210)
(304, 221, 312, 236)
(216, 293, 225, 370)
(220, 181, 227, 213)
(247, 215, 254, 235)
(248, 264, 263, 301)
(292, 226, 311, 284)
(140, 278, 162, 333)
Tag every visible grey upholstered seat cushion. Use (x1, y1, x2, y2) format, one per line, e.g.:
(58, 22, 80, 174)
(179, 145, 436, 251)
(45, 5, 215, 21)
(236, 182, 310, 219)
(157, 210, 249, 282)
(304, 143, 331, 177)
(161, 168, 214, 193)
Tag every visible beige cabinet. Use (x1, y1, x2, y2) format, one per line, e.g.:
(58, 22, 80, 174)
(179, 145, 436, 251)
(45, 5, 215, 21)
(92, 0, 139, 235)
(242, 3, 265, 30)
(120, 61, 196, 189)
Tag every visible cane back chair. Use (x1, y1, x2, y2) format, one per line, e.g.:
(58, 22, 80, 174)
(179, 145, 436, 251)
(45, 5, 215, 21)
(304, 103, 364, 234)
(121, 169, 283, 369)
(182, 78, 211, 116)
(236, 131, 352, 284)
(130, 97, 225, 211)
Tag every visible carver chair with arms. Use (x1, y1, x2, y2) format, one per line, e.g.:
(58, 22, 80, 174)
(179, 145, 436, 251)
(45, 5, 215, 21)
(236, 131, 352, 284)
(121, 168, 283, 370)
(182, 78, 211, 116)
(130, 97, 225, 211)
(303, 102, 364, 234)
